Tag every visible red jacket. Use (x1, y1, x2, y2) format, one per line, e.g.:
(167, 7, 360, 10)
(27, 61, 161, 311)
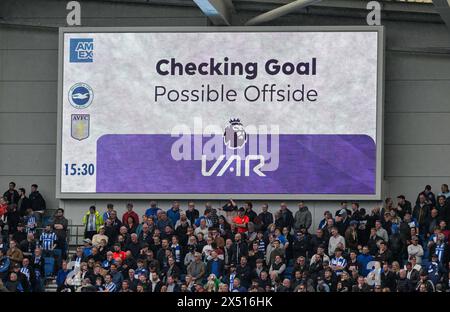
(122, 210, 139, 225)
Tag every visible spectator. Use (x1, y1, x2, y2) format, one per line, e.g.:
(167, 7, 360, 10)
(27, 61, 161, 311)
(7, 240, 23, 267)
(230, 277, 246, 292)
(344, 220, 359, 251)
(257, 204, 273, 232)
(330, 248, 347, 276)
(356, 246, 373, 277)
(413, 193, 431, 236)
(32, 247, 45, 292)
(232, 208, 249, 234)
(92, 226, 108, 247)
(51, 208, 68, 258)
(416, 185, 436, 207)
(23, 208, 37, 235)
(29, 184, 46, 222)
(145, 201, 161, 219)
(40, 224, 58, 257)
(56, 260, 71, 292)
(82, 206, 103, 240)
(187, 252, 206, 282)
(415, 270, 435, 292)
(438, 183, 450, 199)
(102, 203, 114, 222)
(17, 188, 31, 216)
(294, 202, 312, 232)
(185, 202, 199, 226)
(351, 275, 371, 292)
(122, 203, 139, 226)
(0, 249, 11, 280)
(278, 203, 294, 231)
(3, 182, 19, 206)
(407, 236, 424, 265)
(328, 227, 346, 256)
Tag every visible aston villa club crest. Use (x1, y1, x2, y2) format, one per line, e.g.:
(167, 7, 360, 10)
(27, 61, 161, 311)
(71, 114, 90, 141)
(223, 118, 247, 149)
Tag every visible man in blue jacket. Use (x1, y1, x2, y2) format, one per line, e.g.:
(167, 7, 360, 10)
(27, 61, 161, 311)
(167, 201, 181, 226)
(0, 248, 11, 282)
(356, 246, 374, 277)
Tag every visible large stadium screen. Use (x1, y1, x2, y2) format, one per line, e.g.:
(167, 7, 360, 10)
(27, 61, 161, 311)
(57, 27, 383, 199)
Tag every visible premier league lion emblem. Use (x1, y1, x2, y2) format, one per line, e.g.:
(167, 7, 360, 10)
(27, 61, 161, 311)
(223, 118, 247, 149)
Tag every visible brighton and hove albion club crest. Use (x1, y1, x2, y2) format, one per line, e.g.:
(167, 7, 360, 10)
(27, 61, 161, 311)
(223, 118, 247, 149)
(68, 83, 93, 109)
(71, 114, 90, 141)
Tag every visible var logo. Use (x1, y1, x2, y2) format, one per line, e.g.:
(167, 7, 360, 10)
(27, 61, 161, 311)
(70, 38, 93, 62)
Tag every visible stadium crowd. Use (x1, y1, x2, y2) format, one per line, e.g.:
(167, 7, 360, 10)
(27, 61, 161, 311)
(1, 182, 450, 293)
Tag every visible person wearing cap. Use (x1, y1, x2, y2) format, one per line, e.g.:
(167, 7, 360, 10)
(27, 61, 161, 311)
(407, 235, 424, 265)
(92, 225, 108, 247)
(82, 205, 103, 240)
(232, 207, 249, 234)
(345, 220, 359, 252)
(82, 238, 93, 258)
(330, 247, 347, 277)
(426, 253, 443, 286)
(335, 209, 350, 236)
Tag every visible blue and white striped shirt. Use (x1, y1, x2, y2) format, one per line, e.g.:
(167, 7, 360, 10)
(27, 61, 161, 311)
(40, 232, 57, 250)
(331, 256, 347, 276)
(25, 215, 36, 234)
(20, 267, 31, 281)
(435, 243, 445, 263)
(104, 282, 117, 292)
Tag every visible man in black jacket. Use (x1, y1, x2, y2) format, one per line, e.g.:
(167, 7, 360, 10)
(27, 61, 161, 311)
(231, 233, 248, 265)
(413, 194, 431, 236)
(148, 271, 163, 292)
(258, 203, 273, 232)
(396, 269, 412, 292)
(17, 188, 31, 216)
(396, 195, 412, 219)
(3, 182, 19, 206)
(279, 203, 294, 231)
(235, 256, 252, 289)
(29, 184, 46, 212)
(29, 184, 46, 226)
(380, 262, 397, 291)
